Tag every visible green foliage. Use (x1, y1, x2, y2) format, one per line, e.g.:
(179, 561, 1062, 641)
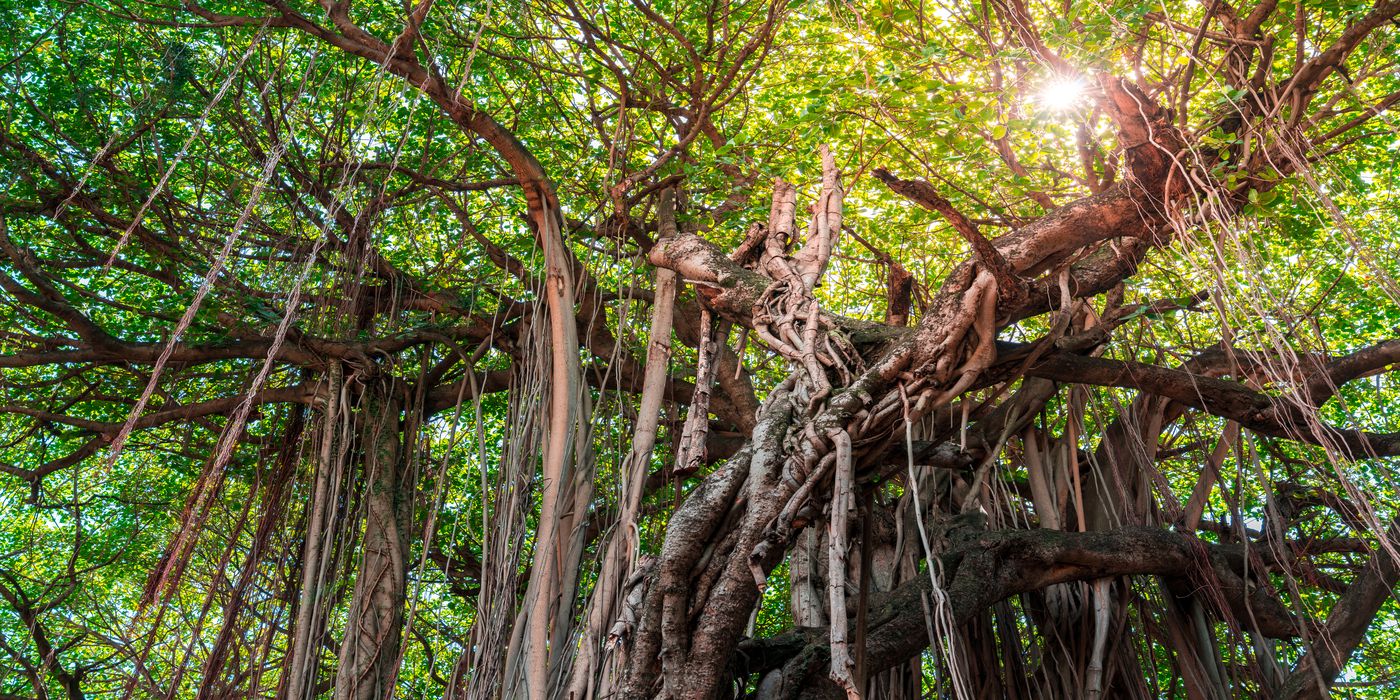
(0, 0, 1397, 695)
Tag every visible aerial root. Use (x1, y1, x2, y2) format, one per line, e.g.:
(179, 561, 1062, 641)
(827, 427, 859, 698)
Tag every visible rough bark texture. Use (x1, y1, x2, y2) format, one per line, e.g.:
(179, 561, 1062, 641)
(334, 382, 409, 700)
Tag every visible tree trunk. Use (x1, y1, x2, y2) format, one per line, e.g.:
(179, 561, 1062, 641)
(333, 380, 410, 700)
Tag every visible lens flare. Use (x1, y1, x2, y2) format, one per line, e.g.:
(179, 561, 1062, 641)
(1036, 76, 1087, 112)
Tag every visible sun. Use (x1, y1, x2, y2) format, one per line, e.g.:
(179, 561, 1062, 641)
(1035, 76, 1088, 112)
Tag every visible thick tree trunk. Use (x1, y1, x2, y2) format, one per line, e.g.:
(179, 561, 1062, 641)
(623, 78, 1185, 699)
(333, 381, 410, 700)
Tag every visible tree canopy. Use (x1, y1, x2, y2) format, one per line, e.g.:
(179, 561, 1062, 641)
(1, 0, 1399, 697)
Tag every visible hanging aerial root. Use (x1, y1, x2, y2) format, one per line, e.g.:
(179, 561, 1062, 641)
(827, 428, 860, 699)
(675, 308, 721, 476)
(1085, 578, 1112, 699)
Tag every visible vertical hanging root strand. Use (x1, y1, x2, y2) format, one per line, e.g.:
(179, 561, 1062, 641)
(676, 309, 719, 475)
(828, 429, 860, 699)
(567, 189, 681, 699)
(520, 202, 582, 700)
(1023, 428, 1061, 530)
(286, 365, 344, 700)
(902, 391, 972, 700)
(1085, 578, 1112, 699)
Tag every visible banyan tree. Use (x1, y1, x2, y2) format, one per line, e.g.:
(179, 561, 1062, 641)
(1, 0, 1399, 697)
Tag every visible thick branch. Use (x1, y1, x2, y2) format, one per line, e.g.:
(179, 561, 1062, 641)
(742, 525, 1302, 689)
(1279, 525, 1400, 699)
(1026, 353, 1400, 458)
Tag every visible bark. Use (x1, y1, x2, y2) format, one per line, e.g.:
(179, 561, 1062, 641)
(744, 526, 1302, 684)
(825, 430, 857, 698)
(333, 382, 410, 700)
(522, 200, 584, 699)
(286, 366, 347, 700)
